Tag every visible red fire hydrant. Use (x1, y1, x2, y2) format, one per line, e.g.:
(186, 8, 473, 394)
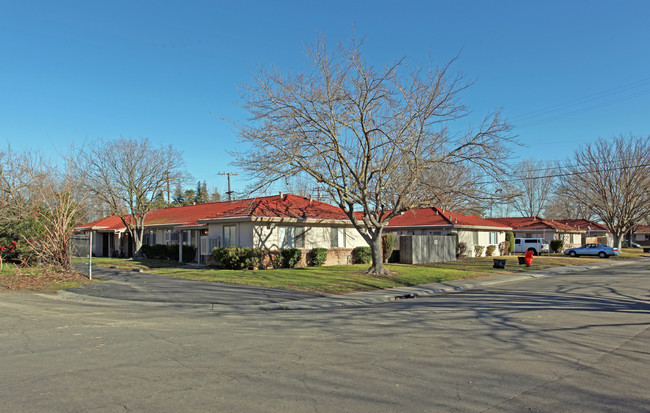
(524, 250, 534, 267)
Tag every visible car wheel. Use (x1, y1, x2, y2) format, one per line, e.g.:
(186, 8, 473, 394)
(528, 248, 537, 256)
(598, 251, 607, 258)
(569, 251, 577, 257)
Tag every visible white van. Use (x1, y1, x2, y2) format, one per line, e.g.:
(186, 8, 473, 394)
(513, 238, 549, 255)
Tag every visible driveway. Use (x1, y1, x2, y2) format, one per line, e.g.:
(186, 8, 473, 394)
(68, 265, 324, 305)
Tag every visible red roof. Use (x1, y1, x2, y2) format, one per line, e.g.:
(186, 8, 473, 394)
(204, 194, 349, 221)
(76, 194, 350, 231)
(635, 224, 650, 234)
(556, 219, 608, 232)
(491, 217, 583, 232)
(387, 207, 511, 230)
(75, 215, 129, 231)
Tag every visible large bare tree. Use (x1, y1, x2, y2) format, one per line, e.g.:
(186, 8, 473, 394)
(507, 159, 556, 217)
(232, 35, 514, 274)
(0, 144, 87, 269)
(84, 137, 186, 255)
(559, 135, 650, 248)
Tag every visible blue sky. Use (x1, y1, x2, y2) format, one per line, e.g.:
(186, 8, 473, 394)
(2, 0, 649, 195)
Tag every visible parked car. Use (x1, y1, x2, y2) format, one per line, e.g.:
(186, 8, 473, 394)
(564, 243, 619, 258)
(513, 238, 549, 255)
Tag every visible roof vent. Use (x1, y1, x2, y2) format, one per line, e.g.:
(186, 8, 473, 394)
(279, 191, 283, 200)
(455, 218, 458, 224)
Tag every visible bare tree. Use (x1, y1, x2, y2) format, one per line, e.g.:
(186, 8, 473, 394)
(232, 35, 514, 275)
(0, 144, 87, 270)
(543, 191, 596, 221)
(506, 160, 556, 217)
(418, 163, 488, 216)
(559, 135, 650, 248)
(84, 137, 186, 256)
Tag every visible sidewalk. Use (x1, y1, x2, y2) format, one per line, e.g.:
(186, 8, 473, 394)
(59, 259, 644, 311)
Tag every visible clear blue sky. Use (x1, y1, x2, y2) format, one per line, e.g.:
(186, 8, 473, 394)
(2, 0, 649, 195)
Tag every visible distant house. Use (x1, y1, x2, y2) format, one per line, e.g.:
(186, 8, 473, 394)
(491, 217, 583, 248)
(632, 225, 650, 246)
(556, 219, 613, 246)
(75, 194, 367, 265)
(385, 207, 513, 257)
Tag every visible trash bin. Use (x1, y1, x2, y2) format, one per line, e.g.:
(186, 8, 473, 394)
(493, 259, 506, 269)
(643, 248, 650, 253)
(518, 256, 526, 265)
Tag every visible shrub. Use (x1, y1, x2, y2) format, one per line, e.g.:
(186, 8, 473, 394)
(381, 233, 395, 263)
(506, 232, 515, 254)
(550, 239, 564, 253)
(140, 244, 153, 258)
(498, 241, 510, 256)
(309, 248, 328, 266)
(474, 245, 485, 257)
(212, 247, 261, 270)
(485, 245, 497, 256)
(352, 246, 372, 264)
(282, 248, 303, 268)
(260, 250, 283, 269)
(150, 244, 169, 260)
(457, 242, 467, 259)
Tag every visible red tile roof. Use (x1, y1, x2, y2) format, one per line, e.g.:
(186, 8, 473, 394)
(491, 217, 583, 232)
(76, 194, 351, 232)
(556, 219, 609, 232)
(75, 215, 129, 231)
(203, 194, 349, 221)
(387, 207, 511, 230)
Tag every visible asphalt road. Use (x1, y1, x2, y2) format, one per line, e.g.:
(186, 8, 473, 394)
(67, 265, 325, 305)
(1, 260, 648, 412)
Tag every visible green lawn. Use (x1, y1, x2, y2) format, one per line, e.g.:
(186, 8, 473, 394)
(82, 250, 648, 294)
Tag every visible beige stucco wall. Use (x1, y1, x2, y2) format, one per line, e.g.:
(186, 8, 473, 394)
(252, 223, 366, 250)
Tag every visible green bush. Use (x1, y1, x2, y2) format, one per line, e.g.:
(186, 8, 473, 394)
(550, 239, 564, 253)
(381, 233, 395, 263)
(212, 247, 261, 270)
(485, 245, 497, 256)
(474, 245, 485, 257)
(281, 248, 303, 268)
(309, 248, 328, 266)
(150, 244, 169, 259)
(352, 246, 372, 264)
(506, 232, 515, 254)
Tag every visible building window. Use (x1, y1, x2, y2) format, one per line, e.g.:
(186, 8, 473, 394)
(489, 231, 498, 245)
(279, 226, 305, 249)
(223, 225, 237, 247)
(331, 227, 345, 248)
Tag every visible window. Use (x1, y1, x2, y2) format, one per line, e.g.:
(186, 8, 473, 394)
(489, 232, 498, 244)
(331, 227, 345, 248)
(472, 231, 479, 245)
(165, 230, 179, 244)
(279, 226, 305, 249)
(223, 225, 237, 247)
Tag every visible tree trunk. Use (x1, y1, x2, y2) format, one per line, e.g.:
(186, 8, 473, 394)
(612, 233, 623, 249)
(367, 233, 391, 275)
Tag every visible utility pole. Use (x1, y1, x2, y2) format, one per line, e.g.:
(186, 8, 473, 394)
(218, 172, 238, 202)
(165, 171, 171, 207)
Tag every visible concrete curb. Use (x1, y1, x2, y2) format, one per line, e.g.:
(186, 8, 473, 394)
(59, 257, 647, 311)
